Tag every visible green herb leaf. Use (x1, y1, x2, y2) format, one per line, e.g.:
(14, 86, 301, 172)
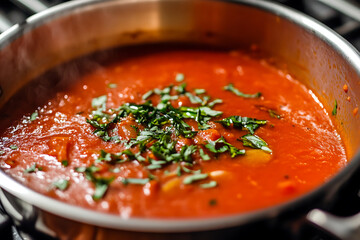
(75, 165, 114, 200)
(224, 83, 261, 98)
(268, 109, 281, 119)
(216, 116, 266, 134)
(183, 173, 208, 184)
(24, 163, 42, 173)
(122, 178, 150, 185)
(185, 92, 203, 104)
(332, 99, 337, 116)
(209, 199, 217, 206)
(30, 111, 38, 121)
(205, 137, 245, 158)
(142, 90, 154, 100)
(200, 180, 217, 189)
(61, 160, 69, 167)
(91, 95, 107, 109)
(53, 179, 69, 191)
(207, 99, 223, 108)
(0, 150, 5, 155)
(241, 134, 272, 153)
(93, 176, 115, 200)
(194, 89, 206, 95)
(107, 83, 118, 89)
(199, 148, 210, 161)
(9, 145, 18, 150)
(175, 73, 185, 82)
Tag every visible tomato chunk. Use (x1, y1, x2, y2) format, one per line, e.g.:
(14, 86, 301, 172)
(194, 129, 221, 145)
(48, 136, 71, 162)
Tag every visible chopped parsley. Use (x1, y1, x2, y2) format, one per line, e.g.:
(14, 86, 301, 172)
(224, 83, 261, 98)
(332, 99, 337, 116)
(52, 179, 69, 190)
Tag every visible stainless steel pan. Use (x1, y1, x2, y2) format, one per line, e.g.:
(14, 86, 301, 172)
(0, 0, 360, 239)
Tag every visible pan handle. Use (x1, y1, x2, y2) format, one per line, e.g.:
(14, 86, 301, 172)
(307, 209, 360, 240)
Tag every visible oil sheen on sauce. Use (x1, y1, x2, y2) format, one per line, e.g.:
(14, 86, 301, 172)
(0, 47, 347, 218)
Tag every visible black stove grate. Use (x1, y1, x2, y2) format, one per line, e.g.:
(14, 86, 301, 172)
(1, 0, 360, 240)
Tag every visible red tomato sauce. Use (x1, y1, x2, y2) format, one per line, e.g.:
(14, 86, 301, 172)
(0, 46, 347, 218)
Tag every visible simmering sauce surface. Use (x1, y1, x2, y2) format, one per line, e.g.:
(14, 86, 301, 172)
(0, 47, 347, 218)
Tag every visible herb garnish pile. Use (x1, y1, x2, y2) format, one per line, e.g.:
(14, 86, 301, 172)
(74, 78, 273, 200)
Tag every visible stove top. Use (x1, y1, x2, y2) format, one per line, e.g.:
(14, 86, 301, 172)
(1, 0, 360, 239)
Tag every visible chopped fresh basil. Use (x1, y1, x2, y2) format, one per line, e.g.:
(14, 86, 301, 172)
(175, 73, 185, 82)
(147, 164, 162, 170)
(30, 111, 38, 121)
(96, 150, 112, 163)
(199, 148, 210, 161)
(53, 179, 69, 191)
(181, 145, 197, 162)
(61, 160, 69, 167)
(84, 82, 271, 192)
(107, 83, 118, 89)
(93, 177, 115, 200)
(75, 165, 114, 200)
(176, 165, 182, 176)
(194, 89, 206, 95)
(200, 180, 217, 189)
(216, 116, 266, 134)
(185, 92, 203, 104)
(241, 134, 272, 153)
(24, 163, 42, 173)
(209, 199, 217, 206)
(122, 178, 150, 185)
(268, 109, 281, 119)
(224, 83, 261, 98)
(142, 90, 154, 100)
(91, 95, 107, 109)
(183, 173, 208, 184)
(9, 145, 18, 150)
(95, 149, 138, 164)
(332, 99, 337, 116)
(205, 137, 245, 158)
(207, 99, 223, 108)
